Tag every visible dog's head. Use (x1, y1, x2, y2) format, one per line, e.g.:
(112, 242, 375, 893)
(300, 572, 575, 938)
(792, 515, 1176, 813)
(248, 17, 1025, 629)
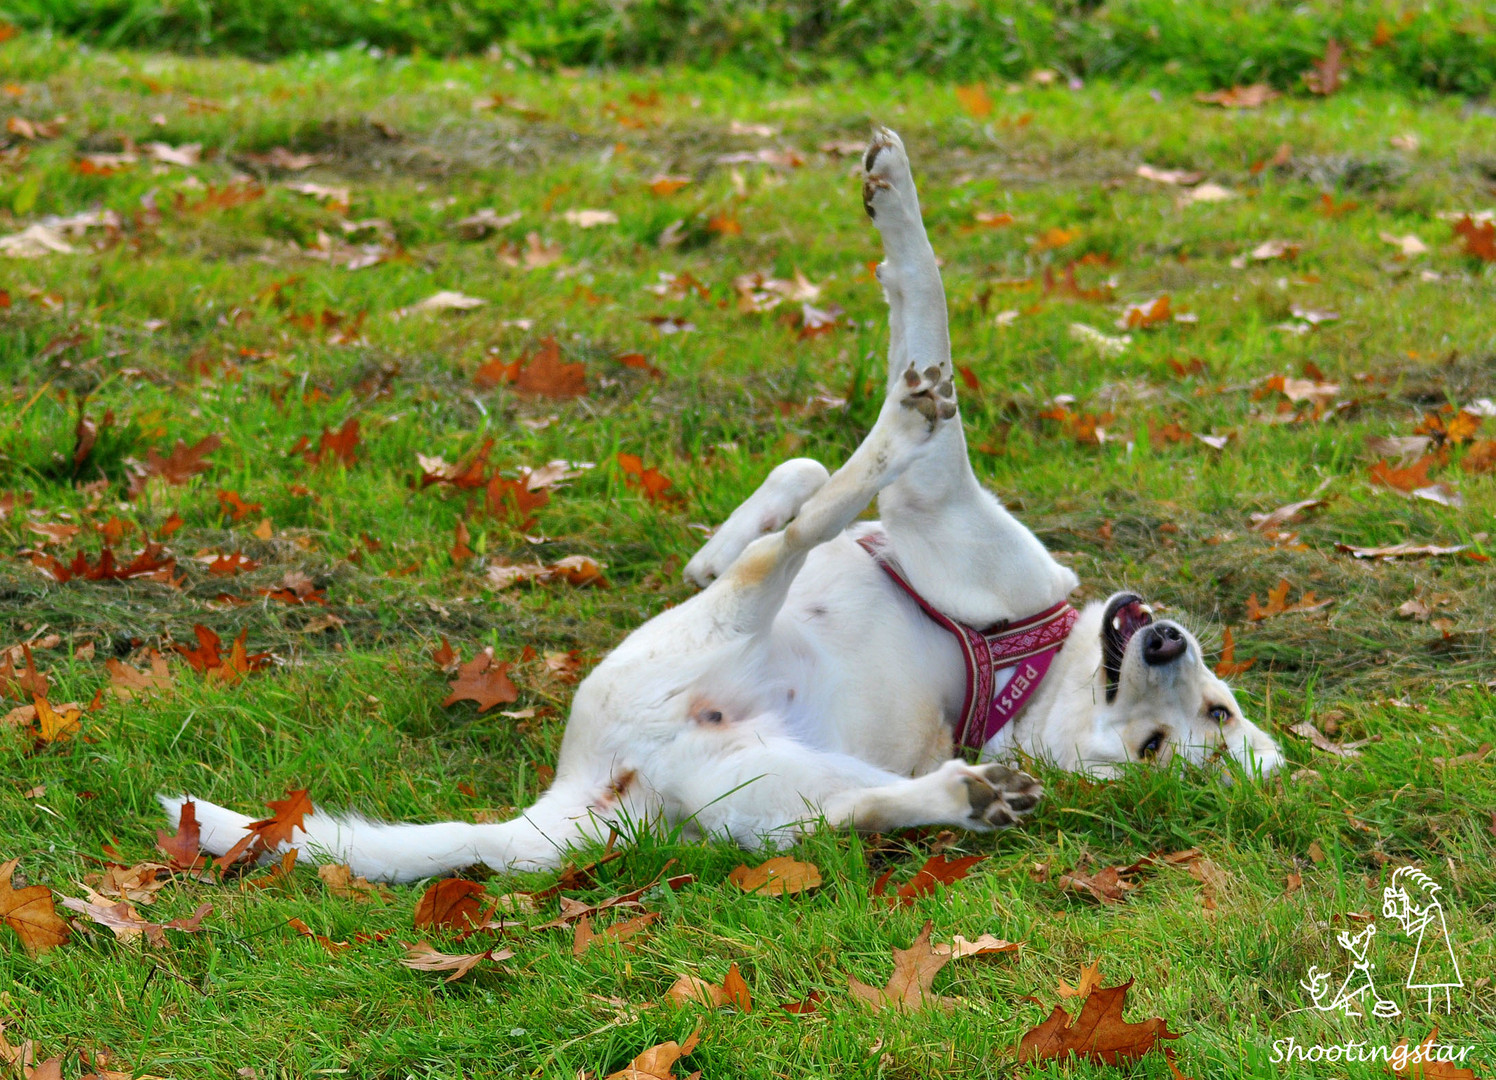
(1050, 591, 1283, 776)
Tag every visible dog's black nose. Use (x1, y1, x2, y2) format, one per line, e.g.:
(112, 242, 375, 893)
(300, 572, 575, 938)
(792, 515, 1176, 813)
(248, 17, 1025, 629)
(1142, 624, 1187, 665)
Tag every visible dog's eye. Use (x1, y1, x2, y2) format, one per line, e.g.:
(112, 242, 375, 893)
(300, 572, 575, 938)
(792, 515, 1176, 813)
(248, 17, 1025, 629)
(1139, 731, 1165, 760)
(1208, 705, 1231, 725)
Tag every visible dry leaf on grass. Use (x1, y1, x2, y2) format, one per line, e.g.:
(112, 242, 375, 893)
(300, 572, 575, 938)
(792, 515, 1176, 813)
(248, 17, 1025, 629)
(1246, 580, 1334, 621)
(318, 863, 394, 903)
(1018, 978, 1182, 1065)
(847, 921, 954, 1013)
(0, 857, 70, 953)
(871, 853, 985, 907)
(942, 934, 1022, 959)
(400, 941, 513, 983)
(1247, 499, 1326, 532)
(413, 878, 488, 932)
(1057, 864, 1136, 904)
(667, 962, 751, 1011)
(726, 856, 821, 896)
(106, 654, 174, 699)
(441, 649, 519, 712)
(1287, 720, 1379, 758)
(1058, 960, 1104, 999)
(1213, 627, 1255, 678)
(603, 1025, 701, 1080)
(573, 912, 658, 957)
(60, 893, 210, 947)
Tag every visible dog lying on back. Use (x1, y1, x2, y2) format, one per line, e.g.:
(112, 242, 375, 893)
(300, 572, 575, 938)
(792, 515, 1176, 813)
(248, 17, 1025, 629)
(163, 129, 1283, 882)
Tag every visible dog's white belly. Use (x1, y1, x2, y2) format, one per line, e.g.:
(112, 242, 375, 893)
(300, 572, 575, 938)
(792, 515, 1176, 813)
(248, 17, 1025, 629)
(765, 536, 966, 774)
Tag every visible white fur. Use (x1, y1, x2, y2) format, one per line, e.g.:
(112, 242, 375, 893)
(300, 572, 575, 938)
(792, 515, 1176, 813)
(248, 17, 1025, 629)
(161, 129, 1282, 883)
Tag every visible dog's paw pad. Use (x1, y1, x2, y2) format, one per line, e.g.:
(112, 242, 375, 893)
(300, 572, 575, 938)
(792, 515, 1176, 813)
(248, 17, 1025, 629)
(862, 127, 916, 222)
(897, 362, 958, 428)
(965, 764, 1042, 828)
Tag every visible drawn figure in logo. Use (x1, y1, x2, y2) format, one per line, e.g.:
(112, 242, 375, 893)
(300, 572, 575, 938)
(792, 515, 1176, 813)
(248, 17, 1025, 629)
(1383, 866, 1462, 1013)
(1302, 922, 1401, 1019)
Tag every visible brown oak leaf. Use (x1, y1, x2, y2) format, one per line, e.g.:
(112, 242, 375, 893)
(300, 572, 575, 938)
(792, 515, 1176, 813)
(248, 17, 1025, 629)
(847, 920, 953, 1013)
(442, 649, 519, 712)
(1018, 978, 1182, 1065)
(0, 858, 71, 954)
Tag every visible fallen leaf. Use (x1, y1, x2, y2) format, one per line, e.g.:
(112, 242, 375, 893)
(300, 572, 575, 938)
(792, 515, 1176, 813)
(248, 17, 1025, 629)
(318, 863, 393, 904)
(394, 291, 485, 318)
(1135, 164, 1204, 186)
(1335, 542, 1475, 561)
(1288, 721, 1377, 758)
(0, 857, 70, 954)
(128, 435, 222, 495)
(1453, 216, 1496, 262)
(1018, 978, 1182, 1065)
(1195, 84, 1279, 108)
(286, 916, 350, 954)
(603, 1025, 701, 1080)
(156, 800, 203, 869)
(1370, 454, 1436, 493)
(871, 854, 985, 907)
(442, 649, 519, 712)
(1214, 627, 1255, 678)
(667, 961, 751, 1010)
(617, 453, 676, 503)
(413, 878, 487, 932)
(1117, 296, 1172, 330)
(941, 934, 1022, 959)
(848, 921, 953, 1013)
(1303, 40, 1345, 96)
(1381, 232, 1428, 256)
(573, 912, 659, 957)
(1246, 580, 1334, 621)
(1058, 960, 1104, 999)
(1463, 440, 1496, 474)
(562, 209, 617, 228)
(955, 84, 993, 118)
(400, 940, 513, 983)
(726, 856, 821, 896)
(1057, 864, 1136, 904)
(780, 990, 825, 1014)
(246, 788, 314, 849)
(60, 892, 210, 948)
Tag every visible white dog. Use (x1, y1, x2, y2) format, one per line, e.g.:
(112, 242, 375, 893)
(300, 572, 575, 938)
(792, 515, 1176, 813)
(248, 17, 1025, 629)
(163, 130, 1283, 882)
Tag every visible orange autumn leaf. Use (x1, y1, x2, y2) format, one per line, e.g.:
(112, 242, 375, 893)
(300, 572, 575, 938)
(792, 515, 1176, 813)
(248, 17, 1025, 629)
(1369, 454, 1435, 492)
(450, 519, 475, 561)
(512, 336, 587, 399)
(648, 175, 691, 197)
(617, 452, 676, 503)
(871, 853, 985, 907)
(0, 857, 71, 954)
(32, 696, 82, 743)
(1017, 978, 1183, 1066)
(216, 489, 263, 522)
(1453, 215, 1496, 262)
(572, 911, 659, 957)
(296, 418, 360, 467)
(1032, 226, 1081, 251)
(727, 856, 821, 896)
(955, 84, 993, 118)
(1415, 409, 1482, 446)
(707, 212, 742, 236)
(667, 961, 751, 1011)
(1214, 626, 1255, 678)
(603, 1025, 701, 1080)
(442, 649, 519, 713)
(413, 878, 488, 932)
(1463, 440, 1496, 475)
(484, 475, 549, 531)
(1119, 295, 1172, 329)
(155, 799, 203, 869)
(1246, 579, 1334, 621)
(847, 920, 953, 1013)
(247, 788, 314, 849)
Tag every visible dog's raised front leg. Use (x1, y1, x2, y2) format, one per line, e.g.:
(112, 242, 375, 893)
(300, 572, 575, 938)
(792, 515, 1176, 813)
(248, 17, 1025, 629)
(864, 128, 1077, 627)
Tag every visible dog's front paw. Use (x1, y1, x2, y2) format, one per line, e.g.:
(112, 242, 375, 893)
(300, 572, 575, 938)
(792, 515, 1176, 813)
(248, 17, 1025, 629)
(961, 763, 1043, 829)
(898, 361, 958, 428)
(862, 127, 919, 225)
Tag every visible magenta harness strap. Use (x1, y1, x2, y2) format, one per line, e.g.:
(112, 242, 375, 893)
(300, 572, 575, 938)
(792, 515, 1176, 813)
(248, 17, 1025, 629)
(857, 531, 1078, 751)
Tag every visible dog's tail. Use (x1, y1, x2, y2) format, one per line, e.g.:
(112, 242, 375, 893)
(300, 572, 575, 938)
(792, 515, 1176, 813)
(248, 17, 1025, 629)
(157, 784, 606, 883)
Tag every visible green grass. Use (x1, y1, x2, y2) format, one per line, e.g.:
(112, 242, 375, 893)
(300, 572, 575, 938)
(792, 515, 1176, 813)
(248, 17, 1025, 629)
(2, 0, 1495, 93)
(2, 28, 1495, 1080)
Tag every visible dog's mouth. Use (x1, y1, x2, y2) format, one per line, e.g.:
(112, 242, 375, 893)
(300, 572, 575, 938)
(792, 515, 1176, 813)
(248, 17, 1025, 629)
(1101, 592, 1153, 703)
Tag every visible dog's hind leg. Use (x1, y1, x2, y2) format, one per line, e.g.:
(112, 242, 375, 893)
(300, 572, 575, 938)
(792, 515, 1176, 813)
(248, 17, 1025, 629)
(656, 718, 1042, 843)
(683, 458, 829, 587)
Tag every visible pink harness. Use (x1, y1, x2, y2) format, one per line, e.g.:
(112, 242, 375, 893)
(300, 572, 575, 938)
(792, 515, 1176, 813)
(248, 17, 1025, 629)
(857, 532, 1077, 751)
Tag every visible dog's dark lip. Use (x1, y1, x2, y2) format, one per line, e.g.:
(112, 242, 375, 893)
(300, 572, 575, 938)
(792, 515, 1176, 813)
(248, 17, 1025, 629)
(1101, 592, 1153, 702)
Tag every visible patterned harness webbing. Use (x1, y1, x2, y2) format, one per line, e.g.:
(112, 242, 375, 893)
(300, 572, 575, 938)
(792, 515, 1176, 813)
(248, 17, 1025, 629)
(856, 531, 1078, 751)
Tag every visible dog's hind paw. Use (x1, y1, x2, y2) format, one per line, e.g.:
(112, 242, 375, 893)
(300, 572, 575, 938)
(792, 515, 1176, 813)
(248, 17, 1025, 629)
(898, 361, 958, 427)
(962, 764, 1043, 829)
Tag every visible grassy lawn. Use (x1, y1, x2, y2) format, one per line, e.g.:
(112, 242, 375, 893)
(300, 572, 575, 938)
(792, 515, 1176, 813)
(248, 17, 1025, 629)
(2, 28, 1495, 1079)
